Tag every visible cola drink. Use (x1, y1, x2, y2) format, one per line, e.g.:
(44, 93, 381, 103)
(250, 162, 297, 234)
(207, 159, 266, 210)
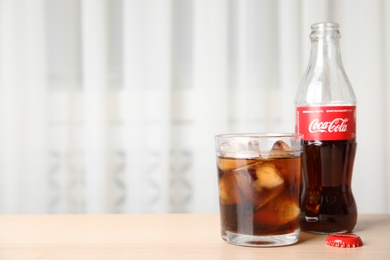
(295, 23, 357, 233)
(218, 156, 301, 236)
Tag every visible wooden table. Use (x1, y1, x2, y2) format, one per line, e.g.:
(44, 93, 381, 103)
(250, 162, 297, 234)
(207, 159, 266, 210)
(0, 214, 388, 259)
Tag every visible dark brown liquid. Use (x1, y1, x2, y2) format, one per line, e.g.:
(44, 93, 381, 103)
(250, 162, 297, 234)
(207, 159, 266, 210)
(217, 157, 301, 236)
(300, 140, 357, 233)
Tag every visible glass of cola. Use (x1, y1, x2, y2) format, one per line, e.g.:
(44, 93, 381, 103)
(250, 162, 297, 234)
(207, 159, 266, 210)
(215, 133, 303, 247)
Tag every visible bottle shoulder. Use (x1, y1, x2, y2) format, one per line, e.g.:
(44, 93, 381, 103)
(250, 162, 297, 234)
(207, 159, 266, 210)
(295, 64, 356, 106)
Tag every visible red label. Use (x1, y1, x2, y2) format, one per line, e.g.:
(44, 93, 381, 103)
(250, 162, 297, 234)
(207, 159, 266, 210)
(296, 106, 356, 141)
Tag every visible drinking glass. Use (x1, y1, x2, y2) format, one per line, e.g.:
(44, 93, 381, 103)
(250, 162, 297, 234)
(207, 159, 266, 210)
(215, 133, 303, 247)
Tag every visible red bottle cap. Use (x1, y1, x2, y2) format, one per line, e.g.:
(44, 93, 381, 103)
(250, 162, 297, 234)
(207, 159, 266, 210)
(326, 233, 363, 248)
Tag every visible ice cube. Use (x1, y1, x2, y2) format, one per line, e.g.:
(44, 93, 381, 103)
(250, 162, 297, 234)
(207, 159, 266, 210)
(251, 163, 285, 209)
(276, 200, 300, 224)
(219, 171, 252, 204)
(253, 163, 284, 191)
(218, 139, 261, 159)
(217, 158, 249, 172)
(229, 162, 285, 209)
(219, 174, 241, 204)
(269, 140, 293, 158)
(253, 194, 300, 225)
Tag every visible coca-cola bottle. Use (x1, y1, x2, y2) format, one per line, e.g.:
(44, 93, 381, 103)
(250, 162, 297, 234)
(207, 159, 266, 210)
(295, 22, 357, 234)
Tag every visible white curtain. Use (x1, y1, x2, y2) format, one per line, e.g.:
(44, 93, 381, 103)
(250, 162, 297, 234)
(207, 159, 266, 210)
(0, 0, 389, 214)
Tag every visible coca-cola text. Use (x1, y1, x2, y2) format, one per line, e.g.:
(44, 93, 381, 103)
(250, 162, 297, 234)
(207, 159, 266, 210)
(308, 118, 349, 133)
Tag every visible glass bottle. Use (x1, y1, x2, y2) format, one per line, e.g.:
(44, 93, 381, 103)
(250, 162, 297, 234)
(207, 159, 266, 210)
(295, 22, 357, 234)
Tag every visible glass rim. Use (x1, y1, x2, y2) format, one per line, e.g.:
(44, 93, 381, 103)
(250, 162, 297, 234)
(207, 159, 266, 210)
(311, 22, 339, 30)
(215, 133, 303, 139)
(310, 22, 341, 40)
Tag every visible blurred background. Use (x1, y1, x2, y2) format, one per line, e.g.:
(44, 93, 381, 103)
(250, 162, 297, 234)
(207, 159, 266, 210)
(0, 0, 388, 214)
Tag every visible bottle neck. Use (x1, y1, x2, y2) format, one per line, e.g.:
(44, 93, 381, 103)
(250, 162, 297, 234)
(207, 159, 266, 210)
(309, 22, 343, 69)
(309, 37, 343, 69)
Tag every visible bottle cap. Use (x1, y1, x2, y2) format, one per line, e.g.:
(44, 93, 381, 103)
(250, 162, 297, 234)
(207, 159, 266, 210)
(326, 233, 363, 248)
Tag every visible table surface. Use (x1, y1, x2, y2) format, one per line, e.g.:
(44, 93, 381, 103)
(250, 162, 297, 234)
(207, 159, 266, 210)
(0, 214, 388, 259)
